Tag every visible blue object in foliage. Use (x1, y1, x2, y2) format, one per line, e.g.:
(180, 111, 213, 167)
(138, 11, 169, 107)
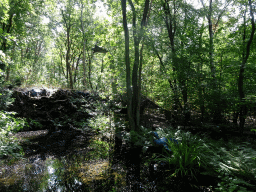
(151, 131, 178, 152)
(30, 89, 38, 97)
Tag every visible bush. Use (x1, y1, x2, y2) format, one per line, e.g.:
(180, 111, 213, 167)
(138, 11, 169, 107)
(0, 86, 13, 110)
(0, 111, 25, 159)
(88, 140, 110, 159)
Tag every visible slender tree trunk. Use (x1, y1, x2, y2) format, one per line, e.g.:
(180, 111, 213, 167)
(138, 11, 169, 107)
(121, 0, 150, 189)
(208, 0, 215, 79)
(82, 41, 87, 87)
(138, 44, 144, 119)
(208, 0, 220, 123)
(66, 36, 73, 89)
(5, 66, 10, 82)
(198, 25, 205, 122)
(121, 1, 137, 186)
(62, 9, 73, 89)
(88, 52, 93, 90)
(132, 39, 140, 129)
(200, 0, 222, 123)
(110, 55, 117, 94)
(238, 0, 255, 133)
(80, 5, 87, 88)
(162, 0, 182, 115)
(121, 0, 133, 131)
(2, 14, 14, 82)
(73, 53, 81, 84)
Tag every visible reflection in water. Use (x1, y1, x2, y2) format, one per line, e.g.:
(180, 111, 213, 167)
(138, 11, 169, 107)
(46, 163, 63, 192)
(0, 154, 128, 192)
(0, 118, 160, 191)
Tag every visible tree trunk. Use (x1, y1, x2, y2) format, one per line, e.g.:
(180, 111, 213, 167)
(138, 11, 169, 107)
(198, 25, 205, 122)
(208, 0, 220, 123)
(238, 0, 255, 133)
(66, 42, 73, 89)
(110, 55, 117, 95)
(62, 8, 73, 89)
(121, 0, 150, 188)
(200, 0, 224, 123)
(88, 52, 93, 90)
(80, 5, 87, 88)
(1, 13, 14, 82)
(121, 0, 134, 131)
(162, 0, 182, 116)
(82, 42, 87, 87)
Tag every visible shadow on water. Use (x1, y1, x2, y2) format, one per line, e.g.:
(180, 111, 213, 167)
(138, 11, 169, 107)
(0, 122, 158, 191)
(0, 155, 119, 192)
(0, 128, 127, 192)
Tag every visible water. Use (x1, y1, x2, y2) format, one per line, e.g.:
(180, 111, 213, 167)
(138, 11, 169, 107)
(0, 154, 120, 192)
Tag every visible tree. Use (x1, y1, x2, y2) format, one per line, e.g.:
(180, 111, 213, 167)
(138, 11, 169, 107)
(54, 0, 97, 89)
(0, 0, 35, 82)
(122, 0, 150, 131)
(60, 0, 77, 89)
(200, 0, 232, 123)
(121, 0, 151, 188)
(79, 1, 97, 89)
(237, 0, 255, 133)
(147, 0, 201, 124)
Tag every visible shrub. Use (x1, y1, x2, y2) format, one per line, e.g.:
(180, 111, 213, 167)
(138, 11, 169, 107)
(0, 87, 14, 110)
(88, 140, 110, 159)
(0, 111, 25, 159)
(155, 130, 205, 180)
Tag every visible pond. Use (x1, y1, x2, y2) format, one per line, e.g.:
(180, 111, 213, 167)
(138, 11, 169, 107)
(0, 127, 161, 192)
(1, 154, 120, 191)
(0, 128, 128, 192)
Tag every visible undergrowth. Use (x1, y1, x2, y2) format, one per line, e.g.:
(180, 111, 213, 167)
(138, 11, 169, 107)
(0, 86, 25, 159)
(0, 111, 25, 159)
(202, 140, 256, 191)
(151, 128, 256, 191)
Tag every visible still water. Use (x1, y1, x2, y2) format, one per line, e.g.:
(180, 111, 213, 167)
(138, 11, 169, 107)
(0, 128, 158, 192)
(0, 153, 130, 192)
(0, 127, 129, 192)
